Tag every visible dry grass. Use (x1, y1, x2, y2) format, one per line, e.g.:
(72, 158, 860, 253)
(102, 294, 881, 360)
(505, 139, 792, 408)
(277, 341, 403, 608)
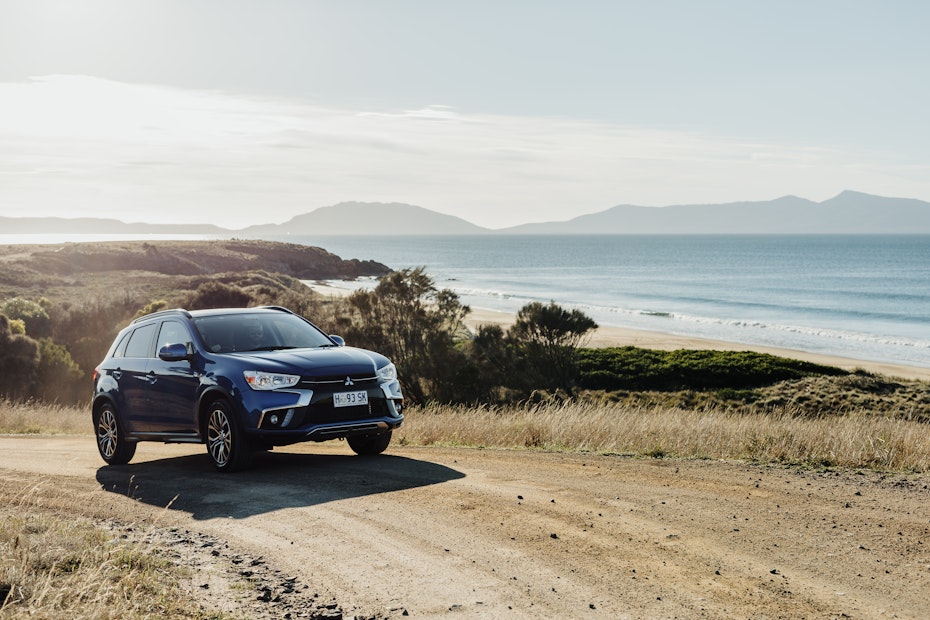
(0, 485, 222, 619)
(3, 396, 930, 471)
(0, 400, 89, 436)
(396, 401, 930, 472)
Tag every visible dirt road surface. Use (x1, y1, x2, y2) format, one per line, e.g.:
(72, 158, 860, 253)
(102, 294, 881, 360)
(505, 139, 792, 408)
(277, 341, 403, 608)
(2, 436, 930, 619)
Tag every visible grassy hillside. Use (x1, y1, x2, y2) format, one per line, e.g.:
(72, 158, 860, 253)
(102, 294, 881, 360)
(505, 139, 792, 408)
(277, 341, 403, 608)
(0, 239, 389, 303)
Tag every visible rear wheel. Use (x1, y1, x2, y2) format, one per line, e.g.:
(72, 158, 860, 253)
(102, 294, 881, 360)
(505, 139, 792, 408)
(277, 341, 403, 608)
(205, 400, 252, 472)
(347, 431, 392, 456)
(95, 403, 136, 465)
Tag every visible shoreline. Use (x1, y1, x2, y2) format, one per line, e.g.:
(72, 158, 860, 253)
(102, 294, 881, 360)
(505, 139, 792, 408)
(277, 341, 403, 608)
(306, 281, 930, 382)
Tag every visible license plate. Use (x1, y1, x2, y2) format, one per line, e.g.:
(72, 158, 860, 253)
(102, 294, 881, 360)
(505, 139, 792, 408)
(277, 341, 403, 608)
(333, 390, 368, 408)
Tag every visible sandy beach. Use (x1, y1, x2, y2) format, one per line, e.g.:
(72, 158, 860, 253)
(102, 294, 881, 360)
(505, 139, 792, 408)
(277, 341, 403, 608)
(467, 308, 930, 381)
(306, 282, 930, 382)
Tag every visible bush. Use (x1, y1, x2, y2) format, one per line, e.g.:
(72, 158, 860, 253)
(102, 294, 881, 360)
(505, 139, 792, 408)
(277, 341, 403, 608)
(182, 281, 252, 310)
(0, 298, 51, 338)
(577, 347, 847, 392)
(0, 315, 40, 401)
(508, 302, 597, 392)
(340, 267, 470, 402)
(35, 338, 85, 403)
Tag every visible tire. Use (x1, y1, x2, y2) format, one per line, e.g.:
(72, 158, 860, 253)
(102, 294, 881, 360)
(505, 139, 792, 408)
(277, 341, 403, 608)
(347, 431, 392, 456)
(95, 403, 136, 465)
(205, 399, 252, 472)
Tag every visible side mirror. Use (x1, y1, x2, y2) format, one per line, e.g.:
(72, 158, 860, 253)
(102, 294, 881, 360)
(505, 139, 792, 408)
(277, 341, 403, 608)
(158, 342, 191, 362)
(328, 335, 346, 347)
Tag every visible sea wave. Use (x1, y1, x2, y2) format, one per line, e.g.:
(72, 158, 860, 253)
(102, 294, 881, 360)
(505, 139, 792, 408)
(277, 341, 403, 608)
(455, 288, 930, 367)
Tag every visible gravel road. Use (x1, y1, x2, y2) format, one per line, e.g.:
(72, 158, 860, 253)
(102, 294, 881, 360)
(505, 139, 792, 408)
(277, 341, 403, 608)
(2, 436, 930, 618)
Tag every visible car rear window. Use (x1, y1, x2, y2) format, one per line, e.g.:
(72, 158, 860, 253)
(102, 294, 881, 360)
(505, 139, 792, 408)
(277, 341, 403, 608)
(124, 323, 158, 358)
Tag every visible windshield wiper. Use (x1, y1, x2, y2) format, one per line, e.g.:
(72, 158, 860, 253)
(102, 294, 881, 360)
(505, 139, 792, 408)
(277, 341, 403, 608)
(247, 346, 298, 352)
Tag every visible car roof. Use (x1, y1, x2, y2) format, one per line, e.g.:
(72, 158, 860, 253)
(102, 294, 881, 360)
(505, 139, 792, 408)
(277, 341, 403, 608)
(188, 307, 292, 318)
(131, 306, 294, 325)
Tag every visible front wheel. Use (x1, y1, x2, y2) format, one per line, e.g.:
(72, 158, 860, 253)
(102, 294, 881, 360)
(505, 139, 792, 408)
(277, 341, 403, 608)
(95, 403, 136, 465)
(205, 400, 252, 472)
(347, 431, 392, 456)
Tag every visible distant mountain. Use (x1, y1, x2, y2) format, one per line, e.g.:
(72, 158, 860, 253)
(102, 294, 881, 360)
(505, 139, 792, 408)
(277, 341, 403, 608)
(500, 191, 930, 234)
(0, 216, 227, 235)
(242, 201, 489, 236)
(3, 192, 929, 236)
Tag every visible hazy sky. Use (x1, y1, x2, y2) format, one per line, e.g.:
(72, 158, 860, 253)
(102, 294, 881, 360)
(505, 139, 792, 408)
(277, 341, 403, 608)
(2, 0, 929, 229)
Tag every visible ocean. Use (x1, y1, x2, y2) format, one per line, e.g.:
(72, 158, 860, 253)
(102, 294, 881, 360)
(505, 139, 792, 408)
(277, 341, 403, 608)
(2, 233, 928, 369)
(279, 234, 930, 369)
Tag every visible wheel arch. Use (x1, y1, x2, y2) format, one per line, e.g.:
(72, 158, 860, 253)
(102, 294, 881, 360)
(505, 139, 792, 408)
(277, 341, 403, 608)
(91, 393, 118, 422)
(196, 386, 237, 439)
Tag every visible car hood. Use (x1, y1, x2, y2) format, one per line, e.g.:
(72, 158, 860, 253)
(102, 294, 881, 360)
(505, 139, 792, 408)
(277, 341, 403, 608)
(231, 346, 389, 378)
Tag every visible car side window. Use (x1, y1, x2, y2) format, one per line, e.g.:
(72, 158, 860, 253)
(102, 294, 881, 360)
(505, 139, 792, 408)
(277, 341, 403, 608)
(157, 320, 191, 353)
(123, 323, 158, 358)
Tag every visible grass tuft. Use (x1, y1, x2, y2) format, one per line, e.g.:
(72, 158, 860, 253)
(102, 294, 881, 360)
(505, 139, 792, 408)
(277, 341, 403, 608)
(0, 489, 221, 618)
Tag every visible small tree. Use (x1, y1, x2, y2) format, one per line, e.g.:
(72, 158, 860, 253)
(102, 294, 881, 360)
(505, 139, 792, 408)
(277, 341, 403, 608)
(136, 299, 169, 318)
(508, 302, 597, 392)
(35, 338, 84, 403)
(342, 268, 470, 402)
(182, 281, 252, 310)
(0, 297, 51, 338)
(461, 323, 521, 403)
(0, 314, 41, 401)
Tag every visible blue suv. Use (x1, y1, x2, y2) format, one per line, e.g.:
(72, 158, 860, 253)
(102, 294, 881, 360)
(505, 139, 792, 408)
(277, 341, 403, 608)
(92, 306, 404, 471)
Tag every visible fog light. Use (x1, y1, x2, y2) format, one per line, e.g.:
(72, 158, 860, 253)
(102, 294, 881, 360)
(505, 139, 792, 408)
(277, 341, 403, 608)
(269, 414, 280, 425)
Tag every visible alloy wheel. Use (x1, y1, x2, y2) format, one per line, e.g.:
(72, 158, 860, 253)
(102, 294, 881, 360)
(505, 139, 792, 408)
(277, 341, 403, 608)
(207, 406, 232, 467)
(97, 408, 118, 460)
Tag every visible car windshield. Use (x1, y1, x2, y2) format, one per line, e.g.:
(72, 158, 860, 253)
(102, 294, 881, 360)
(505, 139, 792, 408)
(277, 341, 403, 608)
(193, 312, 335, 353)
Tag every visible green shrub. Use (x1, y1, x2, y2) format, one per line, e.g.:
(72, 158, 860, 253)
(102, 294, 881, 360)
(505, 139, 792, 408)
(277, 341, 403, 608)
(0, 298, 51, 338)
(577, 347, 846, 392)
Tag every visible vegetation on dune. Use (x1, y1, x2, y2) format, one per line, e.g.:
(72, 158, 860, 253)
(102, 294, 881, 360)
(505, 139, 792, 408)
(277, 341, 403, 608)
(577, 347, 846, 392)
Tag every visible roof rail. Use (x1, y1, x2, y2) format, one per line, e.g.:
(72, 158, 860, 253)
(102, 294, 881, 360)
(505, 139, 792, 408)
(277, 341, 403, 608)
(257, 306, 296, 315)
(131, 308, 192, 324)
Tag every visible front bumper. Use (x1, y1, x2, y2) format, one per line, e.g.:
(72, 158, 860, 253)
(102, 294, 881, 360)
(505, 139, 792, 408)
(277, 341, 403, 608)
(245, 385, 404, 445)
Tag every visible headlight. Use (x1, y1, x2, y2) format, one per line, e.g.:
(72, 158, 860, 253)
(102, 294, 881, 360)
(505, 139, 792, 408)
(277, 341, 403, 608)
(243, 370, 300, 391)
(377, 363, 397, 383)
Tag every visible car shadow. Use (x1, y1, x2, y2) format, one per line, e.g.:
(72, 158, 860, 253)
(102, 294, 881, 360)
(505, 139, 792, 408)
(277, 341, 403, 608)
(95, 449, 465, 520)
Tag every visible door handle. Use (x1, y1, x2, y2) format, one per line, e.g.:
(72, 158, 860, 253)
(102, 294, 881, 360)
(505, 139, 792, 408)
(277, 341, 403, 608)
(146, 372, 157, 385)
(112, 370, 122, 380)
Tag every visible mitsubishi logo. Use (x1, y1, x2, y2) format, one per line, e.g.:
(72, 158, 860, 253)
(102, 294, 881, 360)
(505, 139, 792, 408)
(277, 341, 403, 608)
(344, 376, 354, 386)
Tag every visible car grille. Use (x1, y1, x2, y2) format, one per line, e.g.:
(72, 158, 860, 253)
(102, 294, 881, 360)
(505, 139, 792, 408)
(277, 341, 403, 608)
(300, 373, 378, 388)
